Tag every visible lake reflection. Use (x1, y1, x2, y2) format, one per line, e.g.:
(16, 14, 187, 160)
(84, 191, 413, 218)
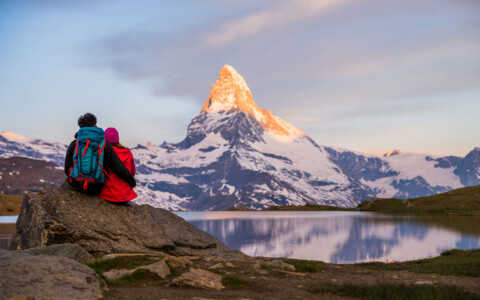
(176, 211, 480, 263)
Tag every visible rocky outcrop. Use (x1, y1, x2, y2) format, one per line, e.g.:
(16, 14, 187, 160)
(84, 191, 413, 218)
(0, 250, 104, 300)
(9, 183, 230, 257)
(20, 243, 95, 264)
(0, 156, 65, 195)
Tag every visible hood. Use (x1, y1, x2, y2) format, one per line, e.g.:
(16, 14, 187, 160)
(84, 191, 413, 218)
(113, 146, 133, 163)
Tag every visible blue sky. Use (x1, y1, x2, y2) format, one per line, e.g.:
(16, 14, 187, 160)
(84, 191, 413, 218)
(0, 0, 479, 156)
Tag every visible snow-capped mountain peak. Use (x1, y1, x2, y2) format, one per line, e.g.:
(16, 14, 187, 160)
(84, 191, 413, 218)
(201, 65, 303, 137)
(0, 131, 67, 167)
(0, 131, 31, 143)
(384, 149, 403, 157)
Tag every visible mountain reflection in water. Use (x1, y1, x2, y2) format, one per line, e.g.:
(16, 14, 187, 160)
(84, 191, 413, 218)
(176, 211, 480, 263)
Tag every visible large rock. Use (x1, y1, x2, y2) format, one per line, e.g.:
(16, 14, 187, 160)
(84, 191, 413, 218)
(9, 183, 230, 257)
(0, 250, 104, 300)
(20, 243, 95, 263)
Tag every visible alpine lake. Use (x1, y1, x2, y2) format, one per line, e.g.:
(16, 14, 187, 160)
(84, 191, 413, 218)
(2, 211, 479, 263)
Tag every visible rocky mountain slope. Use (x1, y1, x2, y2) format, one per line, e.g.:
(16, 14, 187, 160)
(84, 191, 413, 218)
(1, 66, 479, 209)
(0, 131, 66, 166)
(0, 156, 65, 194)
(326, 147, 480, 199)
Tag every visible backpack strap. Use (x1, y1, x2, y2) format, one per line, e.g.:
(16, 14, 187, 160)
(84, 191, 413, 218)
(82, 139, 91, 156)
(73, 138, 79, 156)
(98, 142, 106, 158)
(76, 177, 96, 190)
(69, 138, 79, 183)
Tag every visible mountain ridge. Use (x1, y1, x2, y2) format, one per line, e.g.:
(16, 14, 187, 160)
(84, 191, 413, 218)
(1, 66, 480, 209)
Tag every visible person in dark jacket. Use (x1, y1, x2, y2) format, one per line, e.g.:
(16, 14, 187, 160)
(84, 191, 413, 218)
(64, 113, 136, 195)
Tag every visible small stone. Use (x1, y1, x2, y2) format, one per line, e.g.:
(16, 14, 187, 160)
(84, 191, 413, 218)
(225, 262, 235, 268)
(104, 259, 170, 280)
(252, 263, 261, 269)
(102, 253, 163, 260)
(169, 268, 224, 290)
(414, 281, 433, 285)
(141, 260, 171, 278)
(262, 260, 296, 272)
(205, 256, 222, 262)
(208, 263, 225, 270)
(103, 269, 131, 281)
(165, 256, 192, 269)
(332, 279, 337, 282)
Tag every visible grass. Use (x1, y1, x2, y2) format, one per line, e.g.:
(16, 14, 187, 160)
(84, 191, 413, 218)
(87, 255, 161, 274)
(357, 249, 480, 277)
(358, 185, 480, 216)
(108, 269, 167, 286)
(164, 260, 179, 277)
(87, 255, 174, 286)
(0, 193, 23, 215)
(309, 283, 480, 300)
(283, 258, 324, 273)
(221, 275, 249, 289)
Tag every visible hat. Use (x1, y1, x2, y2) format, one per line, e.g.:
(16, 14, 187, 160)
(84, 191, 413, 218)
(105, 127, 119, 144)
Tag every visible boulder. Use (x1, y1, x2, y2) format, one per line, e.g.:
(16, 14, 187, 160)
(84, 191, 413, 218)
(169, 268, 224, 290)
(20, 243, 94, 263)
(0, 250, 104, 300)
(9, 183, 230, 257)
(262, 259, 296, 271)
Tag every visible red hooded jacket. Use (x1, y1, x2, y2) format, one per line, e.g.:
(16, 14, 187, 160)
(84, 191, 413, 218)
(100, 146, 137, 202)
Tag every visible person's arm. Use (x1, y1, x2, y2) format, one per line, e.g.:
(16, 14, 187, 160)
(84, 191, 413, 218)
(64, 141, 76, 176)
(104, 143, 136, 187)
(130, 151, 136, 177)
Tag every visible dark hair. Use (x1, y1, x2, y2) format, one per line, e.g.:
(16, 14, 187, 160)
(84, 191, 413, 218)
(78, 113, 97, 128)
(111, 142, 128, 150)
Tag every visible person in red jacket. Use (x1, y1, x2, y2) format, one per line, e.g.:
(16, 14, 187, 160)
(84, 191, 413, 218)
(99, 127, 137, 202)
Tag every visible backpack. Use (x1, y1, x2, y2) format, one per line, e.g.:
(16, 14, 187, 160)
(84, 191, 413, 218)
(69, 127, 107, 190)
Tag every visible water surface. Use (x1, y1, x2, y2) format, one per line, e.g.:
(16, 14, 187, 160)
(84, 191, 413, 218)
(176, 211, 480, 264)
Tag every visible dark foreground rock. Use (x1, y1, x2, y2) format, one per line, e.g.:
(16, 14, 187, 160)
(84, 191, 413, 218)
(0, 250, 104, 300)
(9, 183, 230, 257)
(20, 243, 95, 263)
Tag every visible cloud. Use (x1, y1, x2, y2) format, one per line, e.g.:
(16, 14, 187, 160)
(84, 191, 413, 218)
(87, 0, 480, 154)
(205, 0, 348, 47)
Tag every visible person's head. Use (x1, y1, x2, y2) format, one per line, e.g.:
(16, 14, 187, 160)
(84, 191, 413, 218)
(78, 113, 97, 128)
(105, 127, 128, 149)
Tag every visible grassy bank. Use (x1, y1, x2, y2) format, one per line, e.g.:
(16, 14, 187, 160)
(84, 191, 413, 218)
(0, 194, 23, 215)
(358, 185, 480, 216)
(356, 248, 480, 277)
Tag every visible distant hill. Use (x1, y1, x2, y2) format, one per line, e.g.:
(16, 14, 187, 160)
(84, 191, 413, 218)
(358, 185, 480, 215)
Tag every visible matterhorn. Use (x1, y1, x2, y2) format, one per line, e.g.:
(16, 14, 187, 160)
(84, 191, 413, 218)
(132, 65, 372, 210)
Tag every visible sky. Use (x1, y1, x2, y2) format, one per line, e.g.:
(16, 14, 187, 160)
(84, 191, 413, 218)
(0, 0, 479, 157)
